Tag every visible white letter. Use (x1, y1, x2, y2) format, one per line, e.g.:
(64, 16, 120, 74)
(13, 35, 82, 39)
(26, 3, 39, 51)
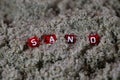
(90, 37, 96, 43)
(50, 36, 55, 43)
(31, 39, 37, 46)
(68, 36, 73, 43)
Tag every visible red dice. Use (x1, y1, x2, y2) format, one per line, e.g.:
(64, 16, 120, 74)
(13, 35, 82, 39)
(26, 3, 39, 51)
(27, 36, 41, 48)
(88, 33, 100, 45)
(64, 34, 77, 44)
(43, 34, 57, 44)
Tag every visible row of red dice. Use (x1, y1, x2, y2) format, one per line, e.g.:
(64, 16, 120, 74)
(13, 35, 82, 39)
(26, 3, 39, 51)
(27, 33, 100, 48)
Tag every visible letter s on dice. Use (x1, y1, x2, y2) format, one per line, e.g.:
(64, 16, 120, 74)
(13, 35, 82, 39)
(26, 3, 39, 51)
(27, 36, 41, 48)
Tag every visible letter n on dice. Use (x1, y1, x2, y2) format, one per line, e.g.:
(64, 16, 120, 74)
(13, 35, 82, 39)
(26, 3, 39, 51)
(64, 34, 77, 44)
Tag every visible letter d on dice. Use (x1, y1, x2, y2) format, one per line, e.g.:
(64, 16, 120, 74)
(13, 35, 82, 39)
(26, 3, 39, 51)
(88, 33, 100, 46)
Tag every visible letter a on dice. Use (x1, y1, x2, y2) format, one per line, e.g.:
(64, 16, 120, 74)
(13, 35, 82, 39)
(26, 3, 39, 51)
(27, 36, 41, 48)
(64, 34, 77, 44)
(43, 34, 57, 44)
(88, 33, 100, 45)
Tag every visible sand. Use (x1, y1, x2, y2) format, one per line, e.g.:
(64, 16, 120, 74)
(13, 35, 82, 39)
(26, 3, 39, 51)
(0, 0, 120, 80)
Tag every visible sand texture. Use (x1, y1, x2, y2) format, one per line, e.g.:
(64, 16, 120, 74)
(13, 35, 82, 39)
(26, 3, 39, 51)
(0, 0, 120, 80)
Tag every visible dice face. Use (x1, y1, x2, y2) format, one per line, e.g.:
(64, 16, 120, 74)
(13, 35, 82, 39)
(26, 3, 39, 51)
(27, 36, 40, 48)
(88, 33, 100, 45)
(64, 34, 77, 44)
(43, 34, 57, 44)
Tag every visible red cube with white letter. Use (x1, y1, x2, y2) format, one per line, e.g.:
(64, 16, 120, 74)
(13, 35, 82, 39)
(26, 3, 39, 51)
(27, 36, 41, 48)
(43, 34, 57, 44)
(64, 34, 77, 44)
(88, 33, 100, 45)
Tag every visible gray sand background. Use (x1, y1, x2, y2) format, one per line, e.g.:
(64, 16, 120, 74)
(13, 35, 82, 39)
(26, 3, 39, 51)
(0, 0, 120, 80)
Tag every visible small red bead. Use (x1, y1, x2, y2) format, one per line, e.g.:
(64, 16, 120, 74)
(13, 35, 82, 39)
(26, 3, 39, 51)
(64, 34, 77, 44)
(43, 34, 57, 44)
(88, 33, 100, 45)
(27, 36, 40, 48)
